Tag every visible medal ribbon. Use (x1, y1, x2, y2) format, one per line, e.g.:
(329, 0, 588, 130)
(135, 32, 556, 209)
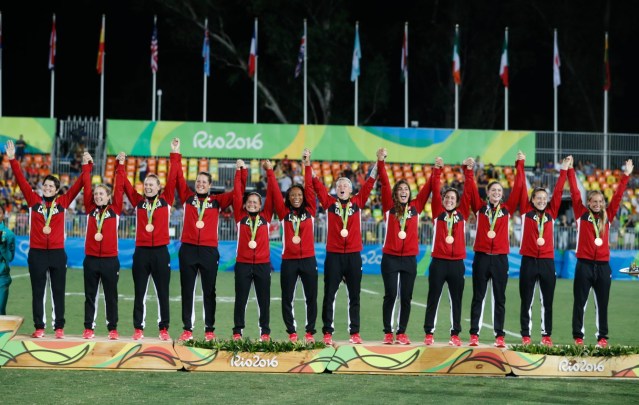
(42, 197, 58, 228)
(399, 204, 409, 233)
(536, 212, 547, 240)
(588, 211, 601, 240)
(96, 206, 110, 234)
(248, 215, 260, 242)
(337, 201, 351, 230)
(194, 196, 208, 222)
(486, 203, 501, 233)
(291, 214, 301, 237)
(146, 195, 160, 225)
(445, 211, 455, 237)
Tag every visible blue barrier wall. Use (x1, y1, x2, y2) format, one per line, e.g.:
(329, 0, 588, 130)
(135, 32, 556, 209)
(11, 236, 639, 280)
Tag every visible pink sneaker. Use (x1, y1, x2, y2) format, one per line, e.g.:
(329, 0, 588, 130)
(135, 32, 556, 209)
(232, 333, 242, 341)
(541, 336, 553, 347)
(521, 336, 531, 345)
(323, 333, 333, 345)
(31, 329, 45, 338)
(158, 328, 171, 341)
(205, 331, 216, 342)
(469, 334, 479, 346)
(349, 333, 362, 344)
(304, 332, 315, 344)
(574, 337, 584, 346)
(54, 328, 65, 339)
(178, 330, 193, 342)
(82, 329, 95, 339)
(260, 334, 271, 342)
(596, 338, 608, 348)
(424, 334, 434, 346)
(383, 333, 394, 344)
(494, 336, 506, 348)
(108, 330, 119, 340)
(289, 333, 298, 343)
(395, 333, 411, 345)
(449, 335, 462, 346)
(132, 329, 144, 340)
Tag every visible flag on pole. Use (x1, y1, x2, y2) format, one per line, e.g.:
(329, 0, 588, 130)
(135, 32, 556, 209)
(202, 27, 210, 77)
(553, 32, 561, 87)
(0, 13, 3, 66)
(248, 26, 257, 78)
(351, 25, 361, 82)
(499, 29, 508, 87)
(150, 19, 158, 73)
(49, 16, 57, 70)
(401, 28, 408, 82)
(96, 18, 105, 74)
(452, 26, 461, 85)
(294, 33, 305, 78)
(603, 33, 610, 91)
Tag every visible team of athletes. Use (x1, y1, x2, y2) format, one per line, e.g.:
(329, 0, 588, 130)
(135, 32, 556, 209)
(4, 138, 633, 348)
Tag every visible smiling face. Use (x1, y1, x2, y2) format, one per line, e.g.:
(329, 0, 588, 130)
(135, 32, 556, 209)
(93, 185, 111, 206)
(587, 192, 605, 213)
(443, 190, 458, 211)
(244, 194, 262, 214)
(42, 179, 59, 198)
(144, 176, 161, 197)
(195, 173, 211, 195)
(487, 182, 503, 205)
(335, 178, 353, 200)
(394, 182, 410, 204)
(287, 186, 304, 209)
(531, 189, 548, 211)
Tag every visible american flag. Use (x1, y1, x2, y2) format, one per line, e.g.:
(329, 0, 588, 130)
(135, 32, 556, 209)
(150, 20, 158, 73)
(294, 34, 305, 78)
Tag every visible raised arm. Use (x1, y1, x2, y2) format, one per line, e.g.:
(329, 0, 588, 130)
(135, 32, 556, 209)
(463, 157, 482, 212)
(59, 154, 92, 207)
(415, 158, 436, 215)
(83, 153, 96, 211)
(567, 164, 587, 218)
(162, 138, 181, 206)
(174, 150, 192, 204)
(607, 159, 633, 220)
(233, 159, 247, 222)
(547, 156, 571, 216)
(302, 149, 317, 216)
(429, 159, 443, 218)
(6, 140, 39, 205)
(376, 148, 393, 213)
(264, 160, 286, 219)
(459, 158, 474, 218)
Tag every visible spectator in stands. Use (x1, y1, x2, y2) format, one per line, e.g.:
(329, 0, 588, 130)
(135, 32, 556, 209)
(173, 138, 246, 343)
(15, 135, 27, 162)
(517, 155, 571, 348)
(464, 151, 525, 348)
(120, 138, 179, 342)
(278, 170, 293, 198)
(81, 152, 125, 341)
(311, 149, 378, 345)
(0, 206, 16, 315)
(6, 140, 90, 339)
(568, 158, 633, 348)
(477, 171, 489, 200)
(138, 158, 148, 183)
(377, 148, 433, 345)
(266, 149, 318, 344)
(556, 214, 571, 251)
(424, 156, 472, 347)
(231, 160, 274, 341)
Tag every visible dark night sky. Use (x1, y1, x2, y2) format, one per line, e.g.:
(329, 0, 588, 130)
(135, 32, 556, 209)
(1, 1, 639, 133)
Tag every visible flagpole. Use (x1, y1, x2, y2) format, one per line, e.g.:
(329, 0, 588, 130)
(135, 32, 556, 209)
(50, 14, 56, 119)
(503, 27, 508, 130)
(203, 18, 208, 123)
(303, 19, 308, 125)
(603, 32, 609, 168)
(553, 29, 559, 166)
(354, 21, 359, 126)
(99, 15, 105, 133)
(253, 18, 258, 124)
(454, 24, 459, 130)
(0, 12, 3, 117)
(404, 22, 409, 128)
(152, 15, 157, 121)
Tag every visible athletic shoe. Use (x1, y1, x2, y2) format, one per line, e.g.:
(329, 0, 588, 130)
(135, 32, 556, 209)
(205, 331, 216, 342)
(31, 329, 45, 338)
(574, 337, 584, 346)
(232, 333, 242, 341)
(288, 333, 298, 343)
(178, 330, 193, 342)
(596, 338, 608, 348)
(108, 330, 119, 340)
(54, 328, 65, 339)
(323, 333, 333, 345)
(132, 329, 144, 340)
(541, 336, 553, 347)
(449, 335, 462, 347)
(396, 333, 411, 345)
(349, 333, 363, 344)
(304, 332, 315, 344)
(469, 334, 479, 346)
(159, 329, 171, 341)
(494, 336, 506, 348)
(424, 334, 434, 346)
(260, 334, 271, 342)
(383, 333, 394, 344)
(521, 336, 531, 345)
(82, 329, 95, 339)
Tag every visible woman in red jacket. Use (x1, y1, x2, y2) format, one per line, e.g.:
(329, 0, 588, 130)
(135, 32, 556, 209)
(423, 157, 472, 347)
(232, 160, 274, 341)
(377, 148, 433, 345)
(465, 152, 525, 347)
(568, 158, 633, 348)
(267, 150, 318, 343)
(517, 155, 570, 347)
(6, 140, 90, 339)
(81, 151, 125, 340)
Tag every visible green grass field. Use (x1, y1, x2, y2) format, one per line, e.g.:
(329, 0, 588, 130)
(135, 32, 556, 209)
(2, 267, 639, 404)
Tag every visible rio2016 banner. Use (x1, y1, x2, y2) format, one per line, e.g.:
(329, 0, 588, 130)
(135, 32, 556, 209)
(0, 117, 56, 153)
(106, 120, 535, 164)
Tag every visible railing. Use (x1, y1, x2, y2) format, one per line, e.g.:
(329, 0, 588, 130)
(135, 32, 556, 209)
(7, 213, 639, 251)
